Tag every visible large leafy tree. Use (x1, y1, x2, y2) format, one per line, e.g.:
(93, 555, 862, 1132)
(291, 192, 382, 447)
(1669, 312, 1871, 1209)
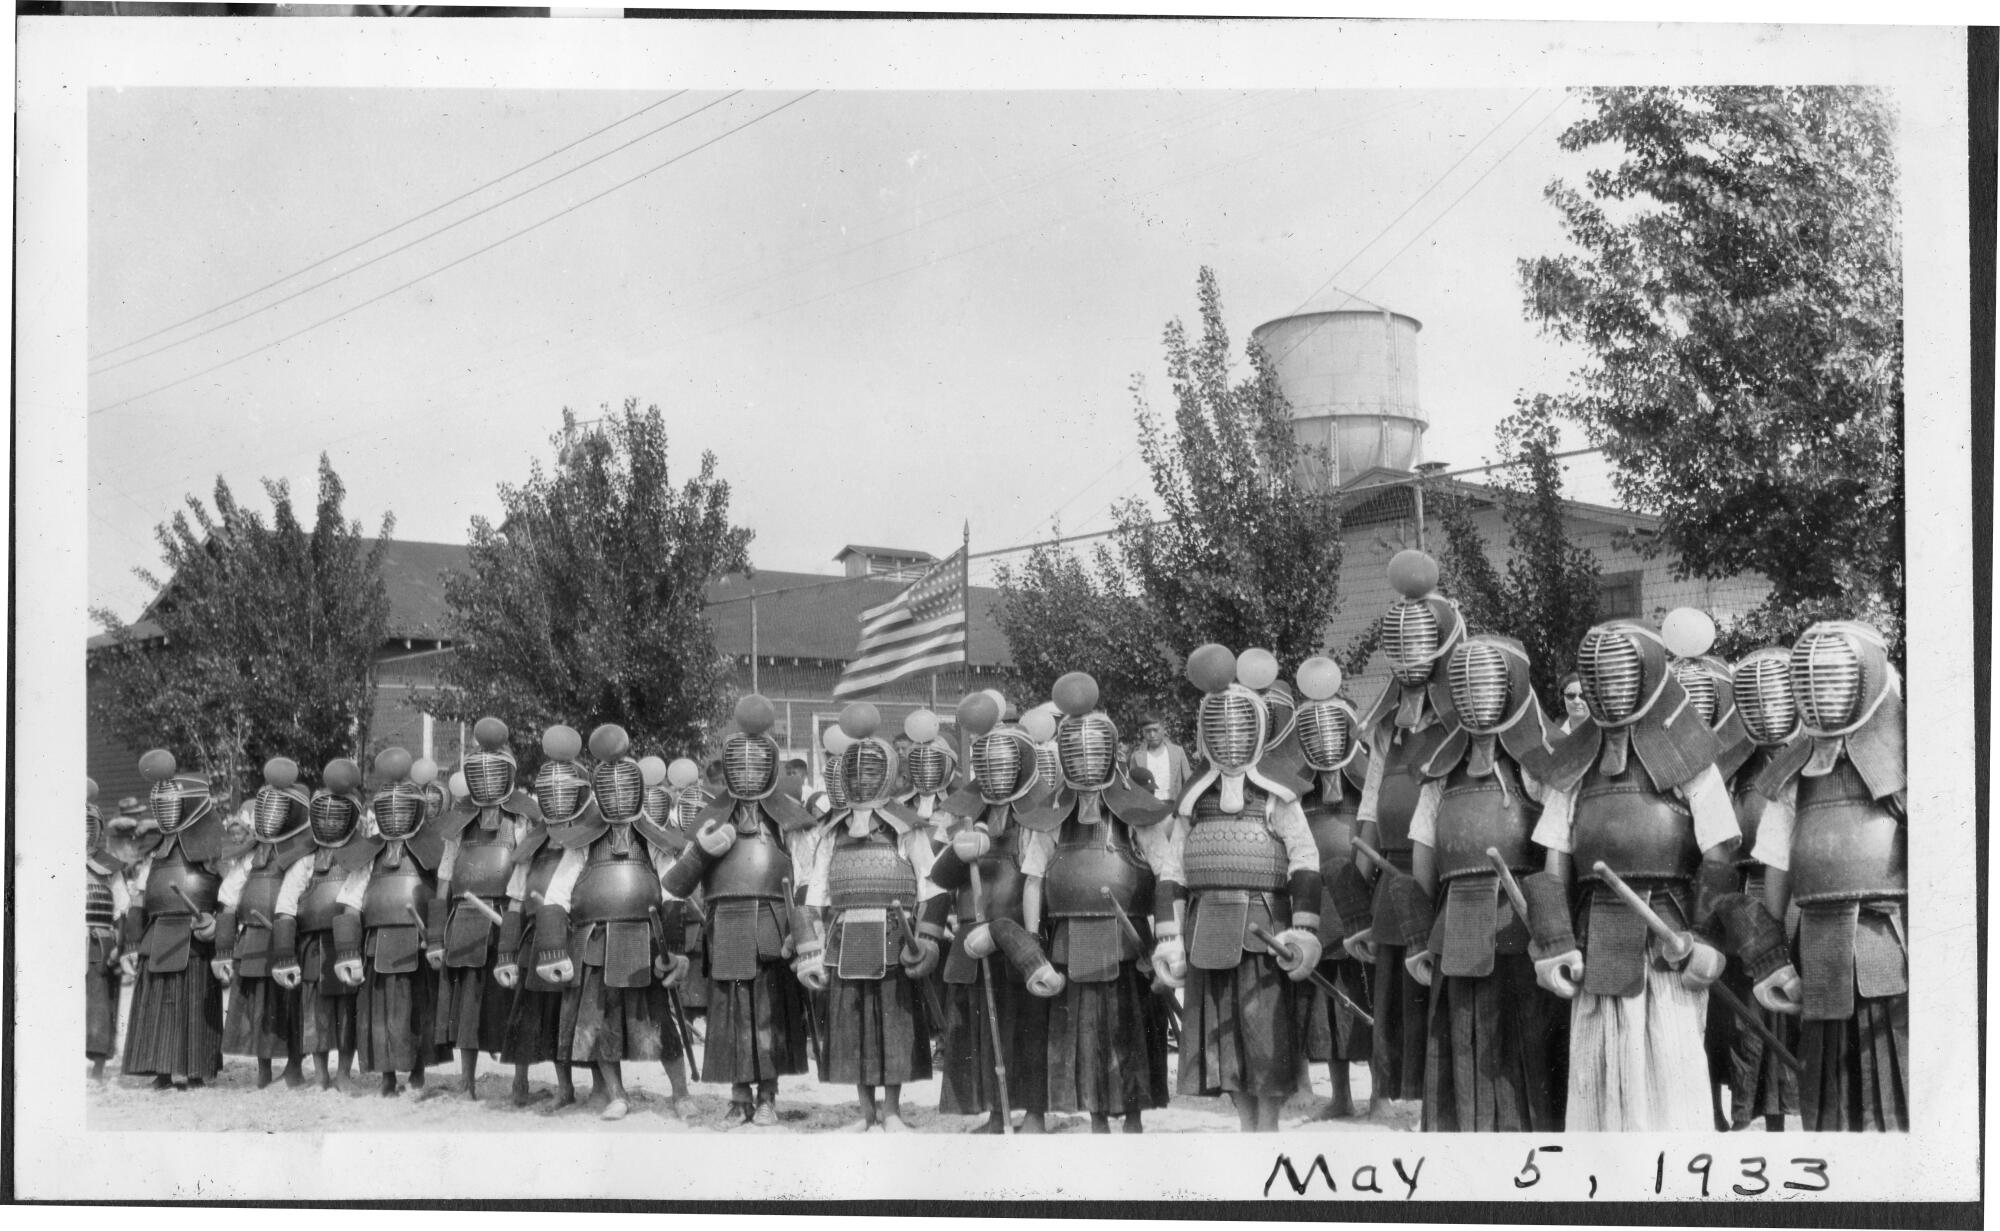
(1425, 395, 1603, 708)
(426, 401, 754, 761)
(996, 268, 1346, 740)
(1520, 86, 1902, 650)
(91, 455, 394, 804)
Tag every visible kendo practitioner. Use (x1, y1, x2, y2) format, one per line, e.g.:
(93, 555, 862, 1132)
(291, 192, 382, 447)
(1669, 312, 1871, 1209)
(215, 757, 317, 1090)
(1673, 628, 1799, 1132)
(663, 694, 815, 1128)
(493, 726, 588, 1109)
(929, 696, 1058, 1134)
(1278, 657, 1374, 1120)
(1340, 551, 1459, 1105)
(1016, 672, 1174, 1133)
(652, 763, 714, 1031)
(1152, 645, 1325, 1133)
(422, 717, 538, 1101)
(1735, 620, 1907, 1132)
(531, 724, 692, 1123)
(330, 748, 450, 1096)
(1520, 616, 1735, 1131)
(1399, 634, 1564, 1131)
(265, 757, 368, 1090)
(793, 702, 944, 1133)
(120, 749, 229, 1091)
(86, 778, 131, 1081)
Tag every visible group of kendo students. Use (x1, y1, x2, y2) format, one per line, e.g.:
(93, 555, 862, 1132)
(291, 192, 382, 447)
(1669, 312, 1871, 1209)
(83, 549, 1908, 1135)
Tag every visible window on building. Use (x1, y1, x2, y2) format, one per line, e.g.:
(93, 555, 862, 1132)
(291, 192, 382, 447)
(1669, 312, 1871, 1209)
(1597, 570, 1643, 620)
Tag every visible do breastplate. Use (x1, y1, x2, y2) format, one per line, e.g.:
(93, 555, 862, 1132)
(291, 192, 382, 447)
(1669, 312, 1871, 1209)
(525, 838, 565, 903)
(1304, 790, 1360, 877)
(299, 860, 346, 932)
(361, 846, 434, 928)
(1432, 762, 1540, 882)
(1789, 759, 1906, 904)
(572, 830, 663, 925)
(1373, 734, 1425, 855)
(707, 821, 792, 901)
(144, 844, 220, 917)
(86, 871, 117, 929)
(1730, 747, 1773, 869)
(1044, 816, 1151, 918)
(827, 831, 916, 911)
(1184, 788, 1288, 893)
(453, 820, 517, 899)
(955, 826, 1025, 925)
(239, 853, 288, 921)
(1571, 763, 1700, 884)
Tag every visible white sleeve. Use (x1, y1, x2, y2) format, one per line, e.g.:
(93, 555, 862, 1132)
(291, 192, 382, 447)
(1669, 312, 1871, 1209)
(1519, 764, 1549, 805)
(1750, 780, 1798, 872)
(1407, 780, 1444, 848)
(804, 829, 836, 910)
(1353, 740, 1388, 829)
(111, 869, 132, 915)
(653, 842, 681, 895)
(437, 837, 460, 884)
(1271, 798, 1319, 875)
(1018, 829, 1056, 879)
(273, 857, 315, 917)
(217, 856, 252, 910)
(1681, 765, 1741, 853)
(128, 855, 153, 895)
(543, 846, 588, 912)
(335, 863, 372, 911)
(1531, 784, 1577, 854)
(1153, 812, 1187, 886)
(910, 829, 944, 903)
(504, 862, 529, 903)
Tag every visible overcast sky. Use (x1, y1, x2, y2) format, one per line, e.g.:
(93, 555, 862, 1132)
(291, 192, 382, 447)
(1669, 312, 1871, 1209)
(90, 82, 1652, 622)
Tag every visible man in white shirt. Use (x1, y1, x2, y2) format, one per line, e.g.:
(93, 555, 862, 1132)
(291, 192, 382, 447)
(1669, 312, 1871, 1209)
(1135, 716, 1193, 805)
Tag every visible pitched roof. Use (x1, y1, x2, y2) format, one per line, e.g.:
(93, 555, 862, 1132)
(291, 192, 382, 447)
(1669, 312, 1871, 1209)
(831, 544, 938, 563)
(91, 539, 1014, 667)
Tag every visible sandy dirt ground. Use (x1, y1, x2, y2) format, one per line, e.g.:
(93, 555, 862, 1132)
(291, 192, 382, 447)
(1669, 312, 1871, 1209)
(88, 984, 1421, 1135)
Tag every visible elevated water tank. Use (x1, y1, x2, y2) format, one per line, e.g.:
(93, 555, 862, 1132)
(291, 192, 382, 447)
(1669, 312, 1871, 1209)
(1250, 305, 1426, 487)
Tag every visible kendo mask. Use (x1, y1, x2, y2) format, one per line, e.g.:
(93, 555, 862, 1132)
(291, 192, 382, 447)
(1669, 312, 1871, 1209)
(369, 747, 425, 841)
(832, 703, 899, 824)
(587, 725, 646, 826)
(462, 717, 517, 806)
(1443, 634, 1544, 779)
(1051, 672, 1118, 794)
(1379, 551, 1464, 728)
(310, 758, 365, 846)
(252, 757, 311, 841)
(86, 777, 103, 854)
(1292, 656, 1361, 803)
(1732, 648, 1801, 748)
(899, 707, 957, 819)
(1188, 644, 1276, 814)
(534, 725, 592, 823)
(1791, 620, 1899, 779)
(1021, 704, 1062, 793)
(138, 748, 215, 836)
(724, 694, 782, 802)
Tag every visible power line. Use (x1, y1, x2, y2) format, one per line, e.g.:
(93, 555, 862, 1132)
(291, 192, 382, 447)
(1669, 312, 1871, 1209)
(89, 92, 817, 419)
(90, 92, 690, 365)
(91, 91, 731, 378)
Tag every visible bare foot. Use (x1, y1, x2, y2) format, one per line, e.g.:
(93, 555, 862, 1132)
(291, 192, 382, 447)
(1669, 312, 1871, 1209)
(1311, 1097, 1357, 1121)
(879, 1115, 910, 1133)
(598, 1097, 629, 1121)
(844, 1118, 877, 1133)
(283, 1066, 306, 1090)
(380, 1075, 400, 1098)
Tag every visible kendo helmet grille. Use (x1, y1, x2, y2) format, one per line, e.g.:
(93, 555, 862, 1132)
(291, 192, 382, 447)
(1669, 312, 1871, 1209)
(905, 743, 950, 795)
(1198, 688, 1263, 773)
(1295, 700, 1354, 772)
(1578, 628, 1644, 725)
(1792, 627, 1864, 733)
(1056, 714, 1117, 791)
(1671, 659, 1719, 727)
(591, 760, 646, 822)
(462, 749, 515, 806)
(842, 741, 890, 802)
(372, 783, 424, 840)
(1383, 600, 1441, 686)
(253, 785, 292, 840)
(676, 785, 708, 829)
(822, 752, 849, 808)
(1034, 741, 1060, 791)
(1732, 650, 1799, 746)
(310, 792, 359, 844)
(534, 759, 588, 823)
(1448, 641, 1513, 733)
(149, 781, 186, 834)
(724, 733, 778, 798)
(971, 733, 1022, 802)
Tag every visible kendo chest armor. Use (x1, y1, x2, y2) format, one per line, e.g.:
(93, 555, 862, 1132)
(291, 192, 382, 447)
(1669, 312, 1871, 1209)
(1373, 734, 1425, 860)
(1044, 816, 1151, 919)
(299, 858, 348, 933)
(707, 818, 792, 901)
(239, 850, 288, 921)
(362, 845, 435, 928)
(827, 830, 916, 911)
(1183, 787, 1288, 894)
(1789, 759, 1906, 905)
(1304, 791, 1360, 880)
(954, 825, 1025, 925)
(1731, 748, 1774, 870)
(453, 818, 517, 900)
(86, 869, 117, 930)
(144, 844, 220, 917)
(1571, 763, 1700, 884)
(572, 830, 663, 925)
(1433, 762, 1540, 882)
(524, 838, 565, 903)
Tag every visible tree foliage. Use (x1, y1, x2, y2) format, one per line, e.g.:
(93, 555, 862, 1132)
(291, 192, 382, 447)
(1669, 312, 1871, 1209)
(1520, 86, 1902, 648)
(1425, 396, 1603, 707)
(995, 268, 1346, 741)
(91, 455, 393, 804)
(426, 401, 754, 762)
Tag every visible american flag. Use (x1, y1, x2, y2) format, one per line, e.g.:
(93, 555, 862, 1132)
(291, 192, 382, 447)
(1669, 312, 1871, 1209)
(832, 547, 969, 699)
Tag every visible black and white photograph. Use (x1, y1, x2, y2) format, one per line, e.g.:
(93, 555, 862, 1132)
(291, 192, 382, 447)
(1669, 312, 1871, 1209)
(8, 4, 1986, 1213)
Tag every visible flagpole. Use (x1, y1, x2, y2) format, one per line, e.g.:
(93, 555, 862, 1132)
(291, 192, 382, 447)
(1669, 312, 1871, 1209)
(960, 519, 972, 768)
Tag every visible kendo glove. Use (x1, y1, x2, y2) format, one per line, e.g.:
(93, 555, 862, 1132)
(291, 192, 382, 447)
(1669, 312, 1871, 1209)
(695, 819, 737, 858)
(1403, 947, 1436, 988)
(424, 897, 449, 970)
(533, 904, 574, 986)
(332, 908, 365, 987)
(493, 906, 524, 990)
(213, 909, 239, 961)
(1675, 938, 1726, 991)
(951, 828, 992, 863)
(1754, 964, 1804, 1016)
(191, 909, 218, 943)
(1150, 921, 1187, 990)
(210, 956, 237, 983)
(963, 922, 997, 960)
(902, 936, 941, 980)
(793, 944, 827, 993)
(268, 915, 302, 990)
(1272, 928, 1324, 981)
(986, 919, 1065, 997)
(1522, 871, 1583, 999)
(1342, 928, 1378, 965)
(655, 951, 691, 988)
